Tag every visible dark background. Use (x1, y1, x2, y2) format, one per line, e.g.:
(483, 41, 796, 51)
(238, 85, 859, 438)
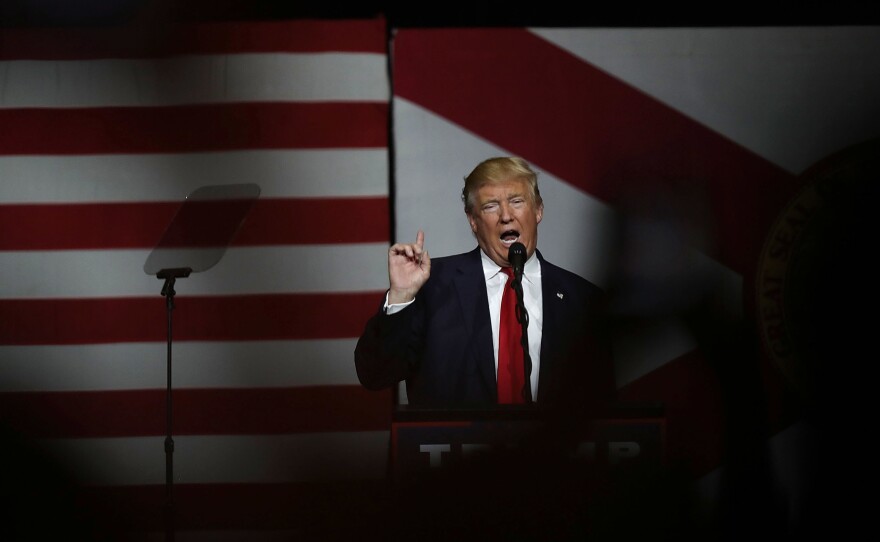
(2, 0, 878, 28)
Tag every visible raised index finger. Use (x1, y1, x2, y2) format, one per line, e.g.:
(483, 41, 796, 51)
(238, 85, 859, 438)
(415, 229, 425, 250)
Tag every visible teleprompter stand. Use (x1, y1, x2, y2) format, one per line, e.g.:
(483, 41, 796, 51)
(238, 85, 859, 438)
(144, 184, 260, 541)
(158, 266, 189, 542)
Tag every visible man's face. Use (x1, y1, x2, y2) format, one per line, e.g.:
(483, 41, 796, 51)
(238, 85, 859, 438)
(467, 177, 543, 267)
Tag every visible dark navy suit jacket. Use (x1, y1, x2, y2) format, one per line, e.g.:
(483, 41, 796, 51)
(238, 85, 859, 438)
(355, 247, 615, 410)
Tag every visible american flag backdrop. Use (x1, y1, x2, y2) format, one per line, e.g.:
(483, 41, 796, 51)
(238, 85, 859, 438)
(0, 17, 393, 539)
(2, 14, 880, 540)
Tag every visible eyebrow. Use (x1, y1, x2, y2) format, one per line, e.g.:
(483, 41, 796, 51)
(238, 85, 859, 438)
(482, 192, 525, 202)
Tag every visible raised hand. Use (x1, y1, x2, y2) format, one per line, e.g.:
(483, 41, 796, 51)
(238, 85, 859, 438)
(387, 229, 431, 304)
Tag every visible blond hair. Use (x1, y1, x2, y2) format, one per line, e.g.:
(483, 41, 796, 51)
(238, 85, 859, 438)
(462, 156, 542, 214)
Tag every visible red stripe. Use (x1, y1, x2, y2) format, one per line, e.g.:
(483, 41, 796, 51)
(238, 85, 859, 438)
(235, 197, 390, 246)
(0, 291, 384, 345)
(0, 197, 389, 250)
(0, 103, 388, 155)
(617, 351, 725, 477)
(0, 386, 391, 438)
(0, 18, 387, 60)
(393, 28, 803, 277)
(69, 481, 392, 534)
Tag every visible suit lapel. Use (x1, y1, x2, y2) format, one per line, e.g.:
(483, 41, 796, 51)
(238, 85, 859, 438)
(453, 248, 496, 402)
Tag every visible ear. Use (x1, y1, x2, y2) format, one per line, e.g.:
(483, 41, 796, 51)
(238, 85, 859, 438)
(536, 203, 544, 224)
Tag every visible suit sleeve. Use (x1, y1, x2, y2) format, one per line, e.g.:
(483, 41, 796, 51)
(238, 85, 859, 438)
(354, 294, 425, 391)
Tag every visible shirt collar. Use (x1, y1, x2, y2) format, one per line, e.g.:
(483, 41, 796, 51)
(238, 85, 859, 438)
(479, 248, 541, 284)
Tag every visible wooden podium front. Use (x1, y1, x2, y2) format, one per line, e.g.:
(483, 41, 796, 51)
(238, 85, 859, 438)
(390, 402, 665, 484)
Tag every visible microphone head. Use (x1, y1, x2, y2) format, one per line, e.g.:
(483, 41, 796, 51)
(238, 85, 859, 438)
(508, 242, 527, 274)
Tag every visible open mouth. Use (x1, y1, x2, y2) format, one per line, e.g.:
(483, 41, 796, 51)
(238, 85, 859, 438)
(500, 229, 520, 247)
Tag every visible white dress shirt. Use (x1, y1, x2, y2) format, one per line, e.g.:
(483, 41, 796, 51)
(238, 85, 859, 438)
(480, 249, 543, 401)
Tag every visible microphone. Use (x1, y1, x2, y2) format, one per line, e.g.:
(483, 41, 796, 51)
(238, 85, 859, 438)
(508, 242, 527, 286)
(506, 241, 532, 403)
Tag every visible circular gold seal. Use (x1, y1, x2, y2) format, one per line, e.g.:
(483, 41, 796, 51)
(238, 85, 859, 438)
(756, 138, 879, 403)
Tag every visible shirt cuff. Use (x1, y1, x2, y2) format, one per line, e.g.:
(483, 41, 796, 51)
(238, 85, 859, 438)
(383, 291, 415, 315)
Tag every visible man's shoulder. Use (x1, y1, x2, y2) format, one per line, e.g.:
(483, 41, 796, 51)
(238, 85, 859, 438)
(540, 257, 588, 283)
(428, 247, 481, 274)
(538, 254, 606, 299)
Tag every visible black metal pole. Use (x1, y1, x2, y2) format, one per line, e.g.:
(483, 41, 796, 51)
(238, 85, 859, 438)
(163, 275, 176, 542)
(158, 267, 189, 542)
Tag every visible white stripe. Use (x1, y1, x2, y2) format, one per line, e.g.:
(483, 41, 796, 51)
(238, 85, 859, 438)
(0, 149, 388, 203)
(0, 244, 390, 298)
(0, 338, 363, 392)
(608, 241, 743, 387)
(610, 318, 697, 388)
(33, 432, 390, 485)
(0, 53, 388, 108)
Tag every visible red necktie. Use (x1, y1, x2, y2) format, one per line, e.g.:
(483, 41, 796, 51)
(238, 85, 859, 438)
(497, 267, 525, 404)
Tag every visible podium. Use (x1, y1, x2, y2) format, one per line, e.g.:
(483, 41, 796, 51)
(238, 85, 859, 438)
(390, 402, 665, 484)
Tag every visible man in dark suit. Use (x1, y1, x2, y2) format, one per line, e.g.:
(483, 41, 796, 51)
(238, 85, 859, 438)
(355, 157, 615, 411)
